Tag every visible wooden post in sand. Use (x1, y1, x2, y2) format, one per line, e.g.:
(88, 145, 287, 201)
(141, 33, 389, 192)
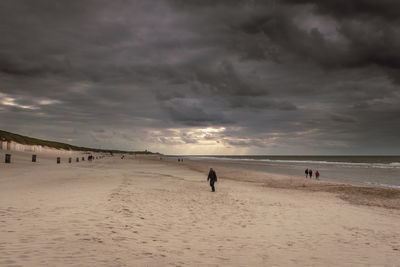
(32, 155, 37, 162)
(57, 157, 61, 164)
(69, 157, 72, 163)
(5, 154, 11, 163)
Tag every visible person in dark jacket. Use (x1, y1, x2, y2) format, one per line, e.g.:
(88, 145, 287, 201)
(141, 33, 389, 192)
(207, 168, 218, 192)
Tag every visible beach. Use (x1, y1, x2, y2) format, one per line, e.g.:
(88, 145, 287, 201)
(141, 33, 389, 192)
(1, 152, 399, 266)
(184, 156, 400, 189)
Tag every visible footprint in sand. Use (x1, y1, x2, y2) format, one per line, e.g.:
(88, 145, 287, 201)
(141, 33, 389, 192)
(80, 237, 103, 243)
(0, 259, 17, 265)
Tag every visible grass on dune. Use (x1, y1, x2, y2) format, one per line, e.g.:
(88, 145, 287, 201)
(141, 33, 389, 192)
(0, 130, 155, 155)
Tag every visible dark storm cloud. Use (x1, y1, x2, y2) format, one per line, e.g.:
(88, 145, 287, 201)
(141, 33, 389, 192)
(234, 3, 400, 72)
(282, 0, 400, 21)
(0, 0, 399, 154)
(162, 98, 232, 126)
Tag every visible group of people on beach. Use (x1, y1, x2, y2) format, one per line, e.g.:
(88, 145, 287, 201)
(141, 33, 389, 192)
(206, 167, 322, 193)
(206, 167, 321, 193)
(305, 168, 320, 179)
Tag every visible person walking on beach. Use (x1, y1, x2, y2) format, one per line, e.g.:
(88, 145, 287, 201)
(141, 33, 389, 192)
(207, 168, 218, 192)
(309, 169, 313, 178)
(305, 168, 309, 178)
(315, 170, 320, 180)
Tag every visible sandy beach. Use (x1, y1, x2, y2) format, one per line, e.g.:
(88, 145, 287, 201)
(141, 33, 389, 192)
(1, 152, 399, 266)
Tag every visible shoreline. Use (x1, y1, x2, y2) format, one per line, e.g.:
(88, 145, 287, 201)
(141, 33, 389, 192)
(152, 156, 400, 210)
(2, 151, 399, 210)
(184, 157, 400, 189)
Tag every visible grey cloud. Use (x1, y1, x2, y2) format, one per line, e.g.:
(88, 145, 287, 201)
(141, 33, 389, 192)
(180, 133, 199, 144)
(281, 0, 400, 21)
(222, 138, 268, 148)
(162, 97, 231, 126)
(329, 113, 357, 123)
(228, 97, 297, 110)
(193, 60, 265, 97)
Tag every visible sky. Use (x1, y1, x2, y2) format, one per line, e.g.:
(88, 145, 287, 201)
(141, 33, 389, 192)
(1, 0, 400, 155)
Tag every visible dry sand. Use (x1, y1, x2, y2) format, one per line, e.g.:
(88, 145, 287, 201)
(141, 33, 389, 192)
(0, 152, 399, 266)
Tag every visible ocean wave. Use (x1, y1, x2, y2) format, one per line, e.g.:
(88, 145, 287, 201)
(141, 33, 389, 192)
(365, 182, 400, 189)
(188, 156, 400, 169)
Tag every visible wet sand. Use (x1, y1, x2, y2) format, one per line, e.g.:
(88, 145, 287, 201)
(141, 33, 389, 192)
(177, 158, 400, 210)
(0, 153, 399, 266)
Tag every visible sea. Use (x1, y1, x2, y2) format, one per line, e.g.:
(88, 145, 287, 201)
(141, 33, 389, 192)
(185, 155, 400, 189)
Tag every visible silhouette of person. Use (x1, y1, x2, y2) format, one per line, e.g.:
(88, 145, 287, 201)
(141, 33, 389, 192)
(207, 168, 218, 192)
(305, 168, 309, 178)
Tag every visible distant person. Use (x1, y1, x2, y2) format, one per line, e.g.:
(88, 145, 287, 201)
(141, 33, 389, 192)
(309, 169, 313, 178)
(207, 168, 218, 192)
(305, 168, 309, 178)
(315, 170, 320, 180)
